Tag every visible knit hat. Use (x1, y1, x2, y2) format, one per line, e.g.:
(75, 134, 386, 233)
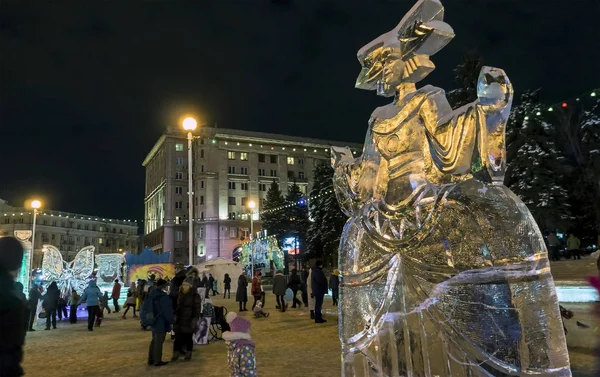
(182, 276, 195, 287)
(0, 236, 24, 271)
(155, 278, 168, 289)
(226, 312, 251, 334)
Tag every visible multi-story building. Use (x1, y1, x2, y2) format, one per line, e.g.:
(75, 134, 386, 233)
(142, 126, 361, 264)
(0, 199, 139, 267)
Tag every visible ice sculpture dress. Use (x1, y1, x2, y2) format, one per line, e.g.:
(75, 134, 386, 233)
(332, 1, 571, 376)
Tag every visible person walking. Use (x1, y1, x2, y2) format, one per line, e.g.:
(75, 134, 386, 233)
(122, 282, 138, 319)
(567, 233, 581, 260)
(251, 271, 262, 310)
(236, 272, 248, 312)
(311, 260, 328, 324)
(102, 292, 112, 314)
(42, 282, 60, 330)
(68, 289, 80, 324)
(330, 269, 340, 306)
(547, 231, 560, 261)
(78, 279, 103, 331)
(111, 279, 122, 313)
(288, 269, 303, 308)
(27, 284, 41, 331)
(57, 294, 68, 321)
(223, 273, 232, 299)
(171, 277, 201, 362)
(208, 274, 216, 296)
(0, 236, 28, 377)
(144, 279, 173, 367)
(306, 267, 315, 319)
(272, 270, 287, 312)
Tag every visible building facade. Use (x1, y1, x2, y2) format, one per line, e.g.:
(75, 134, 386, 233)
(0, 199, 139, 267)
(142, 126, 361, 264)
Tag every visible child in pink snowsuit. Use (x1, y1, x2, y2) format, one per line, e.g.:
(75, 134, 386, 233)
(223, 312, 256, 377)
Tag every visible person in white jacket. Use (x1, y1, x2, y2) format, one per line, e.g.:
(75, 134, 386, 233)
(307, 267, 315, 319)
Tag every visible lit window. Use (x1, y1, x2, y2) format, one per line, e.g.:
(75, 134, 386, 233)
(287, 157, 294, 165)
(175, 231, 183, 241)
(198, 245, 205, 256)
(176, 143, 184, 152)
(240, 152, 248, 161)
(98, 238, 103, 245)
(228, 151, 236, 160)
(175, 216, 181, 224)
(230, 227, 238, 238)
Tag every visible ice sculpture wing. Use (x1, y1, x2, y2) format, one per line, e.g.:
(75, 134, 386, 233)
(41, 245, 64, 282)
(71, 246, 95, 279)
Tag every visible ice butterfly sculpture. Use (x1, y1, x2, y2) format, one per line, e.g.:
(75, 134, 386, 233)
(41, 245, 95, 296)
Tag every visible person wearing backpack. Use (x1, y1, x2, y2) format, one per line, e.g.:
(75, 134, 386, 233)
(141, 279, 173, 367)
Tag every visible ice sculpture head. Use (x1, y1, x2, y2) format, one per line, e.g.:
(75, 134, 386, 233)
(355, 0, 454, 97)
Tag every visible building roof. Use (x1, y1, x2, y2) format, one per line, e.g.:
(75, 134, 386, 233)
(142, 126, 362, 167)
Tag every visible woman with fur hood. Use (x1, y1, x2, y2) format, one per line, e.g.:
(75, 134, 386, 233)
(171, 276, 202, 362)
(223, 312, 257, 377)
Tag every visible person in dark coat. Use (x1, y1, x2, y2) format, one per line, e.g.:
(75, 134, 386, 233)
(171, 276, 202, 362)
(329, 269, 340, 306)
(236, 272, 248, 312)
(27, 284, 41, 331)
(288, 269, 303, 308)
(208, 274, 216, 296)
(311, 260, 328, 323)
(42, 282, 60, 330)
(145, 279, 174, 367)
(223, 273, 232, 299)
(169, 267, 188, 313)
(272, 270, 287, 312)
(0, 236, 27, 376)
(201, 274, 209, 298)
(301, 269, 309, 307)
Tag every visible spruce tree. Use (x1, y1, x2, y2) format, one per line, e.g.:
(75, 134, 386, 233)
(261, 180, 287, 242)
(505, 90, 571, 232)
(306, 163, 347, 266)
(446, 53, 483, 108)
(283, 181, 310, 247)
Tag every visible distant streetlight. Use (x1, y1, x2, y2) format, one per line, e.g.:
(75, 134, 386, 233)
(181, 117, 197, 266)
(29, 200, 42, 285)
(247, 201, 256, 276)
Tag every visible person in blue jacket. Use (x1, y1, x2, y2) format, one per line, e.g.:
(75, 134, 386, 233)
(78, 279, 102, 331)
(145, 279, 174, 367)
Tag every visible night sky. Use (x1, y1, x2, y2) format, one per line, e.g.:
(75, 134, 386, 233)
(1, 0, 599, 223)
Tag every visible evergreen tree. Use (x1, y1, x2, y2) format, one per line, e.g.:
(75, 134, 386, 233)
(505, 90, 571, 232)
(261, 180, 287, 242)
(446, 53, 483, 108)
(306, 163, 347, 266)
(283, 181, 310, 248)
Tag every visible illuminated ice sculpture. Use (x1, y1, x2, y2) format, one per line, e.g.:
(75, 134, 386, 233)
(41, 245, 95, 297)
(332, 0, 571, 376)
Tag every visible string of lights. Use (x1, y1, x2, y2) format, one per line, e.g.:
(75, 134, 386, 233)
(523, 88, 598, 120)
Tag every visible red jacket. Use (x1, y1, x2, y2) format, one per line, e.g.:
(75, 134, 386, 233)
(251, 277, 262, 296)
(111, 282, 121, 299)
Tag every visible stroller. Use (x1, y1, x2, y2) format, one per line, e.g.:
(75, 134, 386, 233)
(209, 305, 230, 341)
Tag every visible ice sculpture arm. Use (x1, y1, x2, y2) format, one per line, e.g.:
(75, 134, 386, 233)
(331, 128, 387, 216)
(421, 67, 513, 182)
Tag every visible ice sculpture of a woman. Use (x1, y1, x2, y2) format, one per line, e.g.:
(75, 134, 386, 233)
(332, 1, 571, 376)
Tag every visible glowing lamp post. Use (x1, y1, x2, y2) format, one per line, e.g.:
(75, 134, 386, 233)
(29, 200, 41, 280)
(248, 200, 256, 277)
(182, 117, 197, 266)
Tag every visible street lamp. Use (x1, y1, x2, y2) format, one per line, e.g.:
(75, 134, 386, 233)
(182, 117, 197, 266)
(29, 200, 41, 284)
(247, 200, 256, 277)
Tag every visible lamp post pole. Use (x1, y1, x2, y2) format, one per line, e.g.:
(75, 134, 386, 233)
(248, 201, 256, 277)
(187, 131, 194, 266)
(30, 208, 38, 280)
(182, 116, 198, 267)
